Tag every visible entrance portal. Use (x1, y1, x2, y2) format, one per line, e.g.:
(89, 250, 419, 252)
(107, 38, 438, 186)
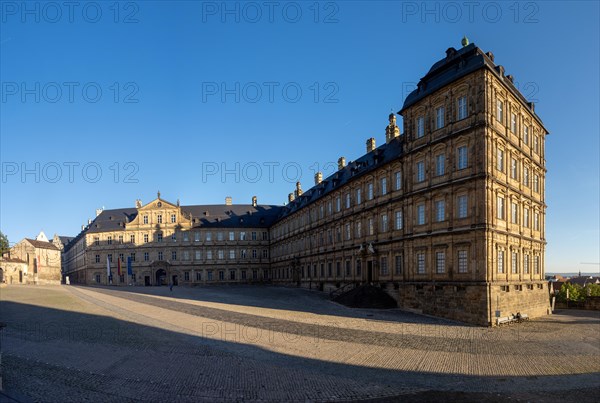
(155, 269, 167, 286)
(367, 261, 373, 283)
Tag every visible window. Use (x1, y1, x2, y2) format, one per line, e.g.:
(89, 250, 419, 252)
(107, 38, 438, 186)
(251, 231, 257, 241)
(240, 232, 247, 241)
(497, 250, 504, 273)
(218, 250, 224, 259)
(381, 177, 387, 195)
(497, 149, 504, 172)
(510, 158, 518, 180)
(171, 251, 177, 261)
(523, 125, 529, 145)
(496, 100, 503, 122)
(143, 234, 148, 243)
(171, 214, 176, 223)
(262, 231, 268, 240)
(95, 274, 101, 283)
(206, 232, 212, 241)
(497, 196, 505, 220)
(130, 234, 135, 243)
(241, 270, 247, 280)
(524, 208, 530, 228)
(511, 251, 518, 274)
(157, 232, 163, 242)
(534, 135, 539, 154)
(194, 232, 200, 242)
(345, 193, 351, 208)
(107, 236, 112, 245)
(436, 252, 445, 274)
(511, 113, 517, 133)
(435, 154, 445, 176)
(524, 254, 530, 274)
(119, 253, 124, 262)
(435, 106, 445, 129)
(229, 232, 235, 241)
(356, 221, 362, 238)
(196, 271, 202, 281)
(230, 270, 236, 280)
(356, 260, 362, 276)
(195, 250, 202, 260)
(395, 210, 403, 230)
(207, 271, 213, 281)
(458, 250, 468, 273)
(118, 235, 123, 244)
(94, 237, 99, 246)
(417, 204, 426, 225)
(95, 254, 100, 263)
(534, 256, 540, 274)
(144, 252, 149, 261)
(217, 232, 224, 241)
(457, 146, 468, 170)
(345, 223, 351, 240)
(368, 218, 374, 235)
(184, 271, 190, 281)
(229, 250, 235, 259)
(367, 183, 374, 200)
(381, 214, 388, 232)
(336, 197, 341, 212)
(143, 215, 148, 224)
(171, 233, 176, 242)
(416, 116, 425, 138)
(395, 255, 403, 275)
(157, 214, 162, 224)
(435, 200, 445, 222)
(416, 161, 425, 182)
(457, 195, 468, 218)
(533, 174, 539, 193)
(263, 249, 268, 258)
(252, 270, 258, 280)
(158, 251, 163, 261)
(534, 213, 540, 231)
(345, 260, 351, 276)
(523, 167, 530, 187)
(336, 262, 341, 277)
(327, 201, 332, 215)
(457, 96, 467, 120)
(219, 271, 224, 281)
(252, 249, 257, 258)
(511, 202, 518, 224)
(395, 171, 402, 190)
(207, 250, 213, 260)
(417, 253, 426, 274)
(380, 256, 388, 276)
(356, 188, 362, 205)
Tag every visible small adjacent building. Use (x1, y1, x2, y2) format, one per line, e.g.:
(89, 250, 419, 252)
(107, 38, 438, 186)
(1, 232, 62, 285)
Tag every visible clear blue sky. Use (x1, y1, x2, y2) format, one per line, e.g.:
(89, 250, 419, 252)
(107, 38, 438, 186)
(1, 1, 598, 274)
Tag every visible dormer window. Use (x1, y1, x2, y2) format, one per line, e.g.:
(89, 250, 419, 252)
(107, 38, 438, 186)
(143, 215, 148, 224)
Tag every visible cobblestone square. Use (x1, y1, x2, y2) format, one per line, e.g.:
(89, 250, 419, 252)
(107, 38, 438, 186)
(1, 285, 599, 402)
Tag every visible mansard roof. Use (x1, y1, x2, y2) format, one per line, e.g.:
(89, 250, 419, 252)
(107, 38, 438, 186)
(82, 204, 282, 235)
(400, 43, 547, 133)
(279, 136, 403, 219)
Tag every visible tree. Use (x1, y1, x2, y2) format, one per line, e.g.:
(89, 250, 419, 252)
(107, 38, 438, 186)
(583, 283, 600, 297)
(0, 231, 9, 255)
(557, 283, 584, 303)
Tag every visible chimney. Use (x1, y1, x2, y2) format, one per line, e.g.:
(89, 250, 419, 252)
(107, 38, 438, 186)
(338, 157, 346, 170)
(81, 225, 85, 231)
(252, 196, 257, 207)
(225, 196, 232, 206)
(314, 172, 323, 185)
(366, 137, 376, 153)
(295, 181, 303, 197)
(288, 193, 295, 203)
(87, 218, 92, 225)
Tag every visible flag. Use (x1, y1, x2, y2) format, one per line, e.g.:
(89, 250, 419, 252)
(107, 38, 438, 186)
(117, 258, 122, 276)
(106, 256, 111, 277)
(127, 257, 132, 276)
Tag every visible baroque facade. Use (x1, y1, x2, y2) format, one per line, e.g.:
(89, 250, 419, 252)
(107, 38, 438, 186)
(63, 42, 549, 325)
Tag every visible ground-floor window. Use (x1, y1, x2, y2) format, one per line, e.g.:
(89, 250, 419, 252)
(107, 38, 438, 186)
(230, 270, 236, 280)
(252, 269, 258, 280)
(219, 271, 225, 281)
(95, 274, 101, 283)
(196, 271, 202, 281)
(184, 271, 190, 281)
(241, 270, 247, 280)
(207, 271, 213, 281)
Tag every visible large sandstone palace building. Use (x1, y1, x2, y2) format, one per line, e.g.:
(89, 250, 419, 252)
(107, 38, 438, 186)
(63, 42, 549, 325)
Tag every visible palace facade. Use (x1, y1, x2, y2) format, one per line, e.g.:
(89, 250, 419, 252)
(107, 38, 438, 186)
(63, 42, 549, 325)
